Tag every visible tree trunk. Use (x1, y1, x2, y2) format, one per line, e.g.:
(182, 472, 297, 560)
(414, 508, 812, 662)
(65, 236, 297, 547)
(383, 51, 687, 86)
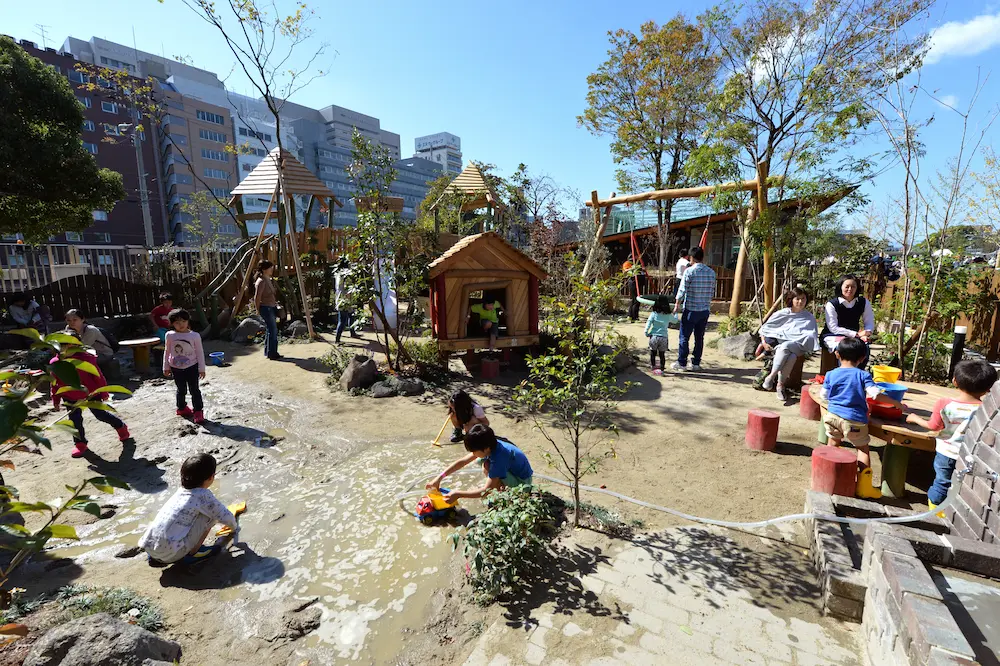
(757, 161, 774, 309)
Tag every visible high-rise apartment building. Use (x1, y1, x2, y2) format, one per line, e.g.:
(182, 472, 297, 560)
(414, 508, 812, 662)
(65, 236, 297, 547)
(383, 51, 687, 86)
(8, 37, 168, 247)
(414, 133, 462, 176)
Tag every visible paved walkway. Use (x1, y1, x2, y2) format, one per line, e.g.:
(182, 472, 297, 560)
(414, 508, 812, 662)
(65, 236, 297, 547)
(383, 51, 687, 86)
(462, 526, 862, 666)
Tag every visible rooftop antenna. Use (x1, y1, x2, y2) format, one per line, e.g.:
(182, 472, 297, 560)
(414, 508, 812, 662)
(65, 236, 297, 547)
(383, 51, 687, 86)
(33, 24, 50, 49)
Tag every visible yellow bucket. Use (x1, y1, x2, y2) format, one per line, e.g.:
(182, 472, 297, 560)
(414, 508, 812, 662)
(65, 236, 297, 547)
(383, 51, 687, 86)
(872, 365, 902, 384)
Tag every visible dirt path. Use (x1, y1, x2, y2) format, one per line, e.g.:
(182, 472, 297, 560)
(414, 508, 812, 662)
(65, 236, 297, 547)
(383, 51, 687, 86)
(2, 318, 871, 664)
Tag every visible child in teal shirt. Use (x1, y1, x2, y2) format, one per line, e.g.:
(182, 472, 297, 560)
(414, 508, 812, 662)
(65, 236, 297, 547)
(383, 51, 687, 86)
(644, 298, 679, 375)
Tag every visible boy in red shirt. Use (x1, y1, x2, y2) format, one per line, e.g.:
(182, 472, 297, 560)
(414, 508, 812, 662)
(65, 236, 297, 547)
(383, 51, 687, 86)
(907, 359, 998, 514)
(149, 292, 173, 343)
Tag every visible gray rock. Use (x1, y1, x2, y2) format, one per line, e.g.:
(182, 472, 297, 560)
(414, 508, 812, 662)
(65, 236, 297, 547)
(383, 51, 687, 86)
(396, 378, 425, 396)
(339, 355, 378, 391)
(371, 381, 398, 398)
(233, 317, 265, 343)
(719, 332, 760, 360)
(24, 613, 181, 666)
(286, 320, 309, 338)
(598, 345, 635, 373)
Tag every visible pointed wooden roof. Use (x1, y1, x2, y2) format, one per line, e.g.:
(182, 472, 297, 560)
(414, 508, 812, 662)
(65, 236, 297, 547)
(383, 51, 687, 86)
(230, 147, 342, 206)
(428, 231, 547, 280)
(430, 163, 505, 212)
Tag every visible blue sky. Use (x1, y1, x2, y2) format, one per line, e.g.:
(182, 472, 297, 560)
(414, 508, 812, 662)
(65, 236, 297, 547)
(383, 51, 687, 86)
(3, 0, 1000, 226)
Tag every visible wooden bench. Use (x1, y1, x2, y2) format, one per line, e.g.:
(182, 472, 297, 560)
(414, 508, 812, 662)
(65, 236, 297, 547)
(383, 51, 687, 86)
(120, 337, 161, 374)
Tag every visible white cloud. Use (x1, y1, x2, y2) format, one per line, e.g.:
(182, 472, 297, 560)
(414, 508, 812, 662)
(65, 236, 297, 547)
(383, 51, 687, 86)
(937, 94, 960, 109)
(925, 12, 1000, 64)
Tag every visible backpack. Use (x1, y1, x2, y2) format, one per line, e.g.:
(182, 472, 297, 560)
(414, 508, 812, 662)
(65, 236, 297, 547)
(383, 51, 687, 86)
(98, 327, 120, 353)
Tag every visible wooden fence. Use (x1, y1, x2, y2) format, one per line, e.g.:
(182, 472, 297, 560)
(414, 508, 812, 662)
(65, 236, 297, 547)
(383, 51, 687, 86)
(620, 265, 755, 302)
(30, 274, 161, 322)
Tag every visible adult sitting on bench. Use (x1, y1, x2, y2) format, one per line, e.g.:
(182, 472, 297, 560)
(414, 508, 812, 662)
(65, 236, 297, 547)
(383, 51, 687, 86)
(753, 287, 819, 402)
(820, 273, 874, 370)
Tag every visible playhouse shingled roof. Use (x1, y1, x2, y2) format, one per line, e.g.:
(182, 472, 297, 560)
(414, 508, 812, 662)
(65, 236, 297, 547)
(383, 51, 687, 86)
(229, 147, 343, 206)
(430, 163, 505, 212)
(428, 231, 547, 280)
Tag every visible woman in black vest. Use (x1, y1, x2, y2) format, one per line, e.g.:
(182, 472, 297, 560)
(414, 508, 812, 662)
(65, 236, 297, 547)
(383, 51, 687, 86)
(820, 274, 875, 367)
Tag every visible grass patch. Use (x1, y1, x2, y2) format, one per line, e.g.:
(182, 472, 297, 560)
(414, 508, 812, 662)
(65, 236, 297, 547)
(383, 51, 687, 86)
(57, 585, 163, 632)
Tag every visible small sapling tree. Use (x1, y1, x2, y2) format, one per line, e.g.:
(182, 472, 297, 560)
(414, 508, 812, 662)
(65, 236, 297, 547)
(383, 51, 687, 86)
(515, 264, 630, 526)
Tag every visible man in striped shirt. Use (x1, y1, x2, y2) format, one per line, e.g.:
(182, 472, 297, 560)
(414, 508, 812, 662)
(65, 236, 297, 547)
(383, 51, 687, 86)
(672, 247, 716, 372)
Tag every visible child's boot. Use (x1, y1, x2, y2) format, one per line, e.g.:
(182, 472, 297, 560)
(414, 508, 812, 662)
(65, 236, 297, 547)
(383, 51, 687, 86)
(928, 500, 945, 519)
(449, 427, 464, 443)
(116, 425, 132, 442)
(856, 467, 882, 500)
(193, 411, 205, 424)
(71, 441, 88, 458)
(177, 406, 193, 418)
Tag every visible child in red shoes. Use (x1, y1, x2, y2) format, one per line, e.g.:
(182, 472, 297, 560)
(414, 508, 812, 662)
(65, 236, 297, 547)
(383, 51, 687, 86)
(163, 309, 207, 424)
(50, 350, 131, 458)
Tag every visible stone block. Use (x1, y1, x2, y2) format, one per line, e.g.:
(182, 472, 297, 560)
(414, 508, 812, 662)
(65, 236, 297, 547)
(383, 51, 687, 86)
(983, 391, 998, 420)
(827, 563, 866, 601)
(969, 409, 987, 442)
(958, 497, 988, 541)
(951, 510, 977, 541)
(831, 495, 889, 519)
(805, 490, 836, 515)
(926, 646, 979, 665)
(949, 536, 1000, 578)
(883, 552, 944, 604)
(824, 590, 863, 622)
(980, 427, 997, 448)
(976, 445, 1000, 481)
(901, 595, 975, 662)
(883, 506, 950, 534)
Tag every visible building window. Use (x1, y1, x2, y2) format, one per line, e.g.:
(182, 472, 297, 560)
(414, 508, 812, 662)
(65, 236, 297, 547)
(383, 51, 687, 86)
(83, 142, 98, 155)
(199, 129, 228, 143)
(172, 134, 188, 146)
(319, 165, 336, 174)
(318, 149, 334, 159)
(163, 114, 186, 126)
(101, 101, 117, 114)
(67, 70, 88, 84)
(82, 120, 95, 131)
(92, 210, 108, 221)
(102, 123, 121, 136)
(99, 56, 134, 72)
(238, 127, 271, 142)
(92, 233, 111, 243)
(65, 232, 82, 242)
(204, 168, 228, 180)
(196, 110, 226, 125)
(211, 187, 229, 198)
(242, 163, 253, 172)
(96, 254, 114, 265)
(77, 96, 91, 109)
(201, 148, 228, 162)
(174, 174, 193, 185)
(219, 224, 237, 235)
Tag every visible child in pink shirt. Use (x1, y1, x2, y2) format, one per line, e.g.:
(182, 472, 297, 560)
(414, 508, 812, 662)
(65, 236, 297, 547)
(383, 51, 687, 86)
(163, 309, 207, 423)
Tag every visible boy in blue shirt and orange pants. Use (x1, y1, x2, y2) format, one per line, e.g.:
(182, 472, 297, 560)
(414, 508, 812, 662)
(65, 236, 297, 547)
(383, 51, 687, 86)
(428, 425, 533, 500)
(820, 337, 905, 499)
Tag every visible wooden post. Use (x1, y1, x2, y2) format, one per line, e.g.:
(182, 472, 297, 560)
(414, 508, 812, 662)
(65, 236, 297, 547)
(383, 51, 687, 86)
(278, 169, 316, 340)
(757, 161, 774, 309)
(302, 195, 317, 254)
(582, 191, 608, 280)
(46, 244, 57, 284)
(327, 198, 335, 229)
(232, 187, 280, 316)
(729, 202, 756, 318)
(529, 276, 539, 335)
(233, 197, 250, 240)
(436, 274, 448, 340)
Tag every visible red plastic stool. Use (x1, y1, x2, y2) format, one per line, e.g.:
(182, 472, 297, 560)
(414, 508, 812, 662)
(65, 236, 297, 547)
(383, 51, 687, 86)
(800, 386, 822, 421)
(481, 357, 499, 380)
(811, 446, 857, 497)
(746, 409, 780, 451)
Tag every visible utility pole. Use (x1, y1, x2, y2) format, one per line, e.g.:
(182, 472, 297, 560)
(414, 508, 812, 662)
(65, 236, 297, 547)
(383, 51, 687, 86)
(126, 110, 155, 247)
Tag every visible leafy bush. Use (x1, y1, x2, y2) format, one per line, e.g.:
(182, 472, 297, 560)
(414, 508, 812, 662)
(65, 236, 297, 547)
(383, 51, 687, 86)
(452, 486, 557, 605)
(57, 585, 163, 632)
(717, 309, 758, 337)
(317, 346, 356, 380)
(388, 338, 446, 382)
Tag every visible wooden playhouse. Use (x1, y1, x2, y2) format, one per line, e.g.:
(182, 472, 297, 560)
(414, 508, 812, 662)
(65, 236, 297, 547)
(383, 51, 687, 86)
(428, 232, 547, 352)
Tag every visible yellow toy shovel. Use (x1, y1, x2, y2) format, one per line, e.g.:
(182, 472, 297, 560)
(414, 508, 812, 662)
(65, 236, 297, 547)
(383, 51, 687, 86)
(216, 501, 247, 536)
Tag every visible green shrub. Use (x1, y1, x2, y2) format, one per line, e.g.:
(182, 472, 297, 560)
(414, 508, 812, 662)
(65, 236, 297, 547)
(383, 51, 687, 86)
(452, 486, 557, 605)
(389, 338, 446, 381)
(318, 346, 356, 379)
(717, 309, 758, 337)
(57, 585, 163, 632)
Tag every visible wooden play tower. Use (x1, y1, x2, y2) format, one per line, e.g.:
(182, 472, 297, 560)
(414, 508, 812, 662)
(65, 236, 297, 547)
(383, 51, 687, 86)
(429, 163, 506, 234)
(227, 147, 342, 339)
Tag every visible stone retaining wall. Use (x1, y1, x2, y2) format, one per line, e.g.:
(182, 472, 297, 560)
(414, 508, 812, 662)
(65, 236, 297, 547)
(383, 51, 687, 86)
(952, 382, 1000, 544)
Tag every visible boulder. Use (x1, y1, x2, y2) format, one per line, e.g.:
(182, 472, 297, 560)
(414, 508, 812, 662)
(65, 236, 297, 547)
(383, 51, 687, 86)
(233, 317, 265, 343)
(24, 613, 181, 666)
(286, 320, 309, 339)
(371, 381, 398, 399)
(339, 355, 378, 391)
(719, 332, 760, 360)
(396, 378, 425, 396)
(598, 345, 635, 373)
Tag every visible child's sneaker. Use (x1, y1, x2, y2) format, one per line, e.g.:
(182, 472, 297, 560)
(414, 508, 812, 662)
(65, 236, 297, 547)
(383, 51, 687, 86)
(192, 411, 205, 424)
(177, 406, 193, 418)
(71, 441, 88, 458)
(115, 426, 131, 442)
(653, 368, 663, 376)
(449, 427, 464, 443)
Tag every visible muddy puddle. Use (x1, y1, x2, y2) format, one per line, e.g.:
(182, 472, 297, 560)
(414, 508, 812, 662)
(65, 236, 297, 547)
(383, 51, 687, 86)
(48, 380, 478, 663)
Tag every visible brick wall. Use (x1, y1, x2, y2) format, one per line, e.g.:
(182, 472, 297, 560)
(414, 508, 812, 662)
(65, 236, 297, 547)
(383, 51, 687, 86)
(949, 381, 1000, 543)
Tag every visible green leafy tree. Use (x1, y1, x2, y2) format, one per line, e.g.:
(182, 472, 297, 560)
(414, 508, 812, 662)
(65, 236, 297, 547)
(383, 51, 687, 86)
(0, 37, 124, 242)
(0, 329, 130, 614)
(580, 17, 718, 274)
(969, 147, 1000, 267)
(515, 262, 629, 527)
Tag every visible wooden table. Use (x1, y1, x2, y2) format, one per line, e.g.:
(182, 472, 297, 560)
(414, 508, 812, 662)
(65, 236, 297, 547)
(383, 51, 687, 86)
(807, 382, 959, 498)
(119, 337, 161, 374)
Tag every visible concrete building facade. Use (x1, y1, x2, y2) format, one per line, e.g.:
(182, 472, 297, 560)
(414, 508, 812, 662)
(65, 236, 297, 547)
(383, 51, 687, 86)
(414, 132, 462, 176)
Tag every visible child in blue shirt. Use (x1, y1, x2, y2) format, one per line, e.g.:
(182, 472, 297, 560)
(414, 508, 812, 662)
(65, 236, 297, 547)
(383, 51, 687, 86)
(644, 297, 678, 375)
(428, 425, 533, 501)
(820, 337, 905, 499)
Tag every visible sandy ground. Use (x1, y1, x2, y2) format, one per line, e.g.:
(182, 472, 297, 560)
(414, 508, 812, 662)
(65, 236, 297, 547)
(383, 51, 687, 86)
(0, 316, 919, 664)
